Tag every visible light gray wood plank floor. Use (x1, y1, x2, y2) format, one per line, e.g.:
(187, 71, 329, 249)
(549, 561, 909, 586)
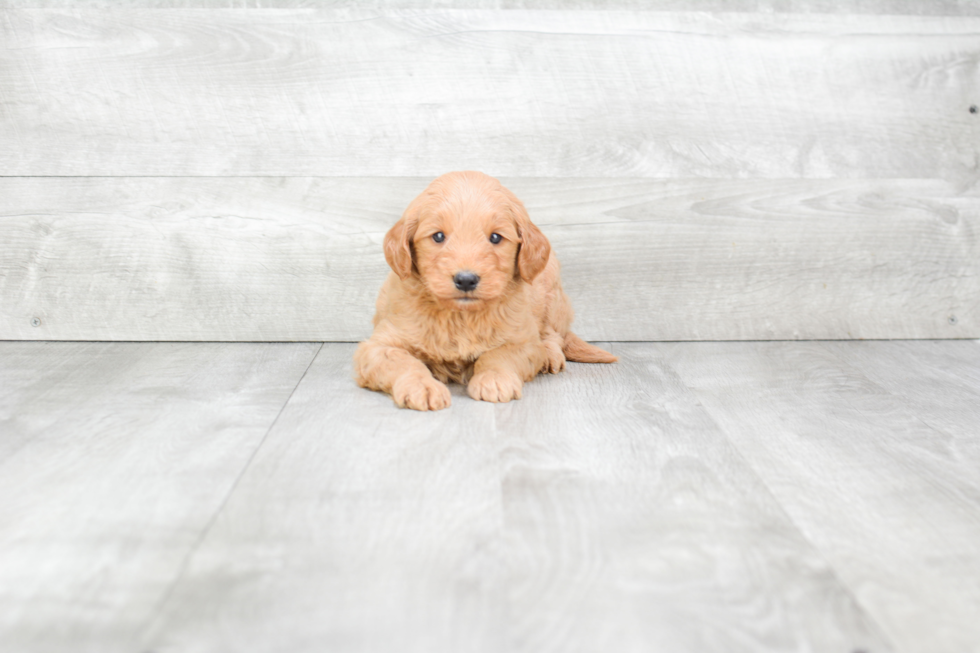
(0, 342, 321, 653)
(1, 340, 978, 653)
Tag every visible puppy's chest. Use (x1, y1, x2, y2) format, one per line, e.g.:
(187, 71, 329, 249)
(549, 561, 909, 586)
(415, 315, 505, 366)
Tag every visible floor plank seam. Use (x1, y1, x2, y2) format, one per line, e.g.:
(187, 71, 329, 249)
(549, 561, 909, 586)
(130, 341, 325, 647)
(710, 423, 899, 651)
(660, 350, 900, 653)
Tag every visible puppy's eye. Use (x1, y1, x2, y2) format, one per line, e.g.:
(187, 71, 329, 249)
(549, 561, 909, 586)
(432, 232, 445, 243)
(489, 233, 502, 244)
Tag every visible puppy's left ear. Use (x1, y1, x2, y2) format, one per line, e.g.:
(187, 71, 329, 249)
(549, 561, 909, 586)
(506, 189, 550, 283)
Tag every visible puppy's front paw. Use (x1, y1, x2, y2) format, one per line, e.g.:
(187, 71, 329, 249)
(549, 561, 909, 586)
(392, 374, 451, 411)
(468, 370, 523, 403)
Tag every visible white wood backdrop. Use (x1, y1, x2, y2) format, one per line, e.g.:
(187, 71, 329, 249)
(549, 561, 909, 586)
(1, 177, 975, 341)
(1, 5, 978, 340)
(3, 9, 979, 178)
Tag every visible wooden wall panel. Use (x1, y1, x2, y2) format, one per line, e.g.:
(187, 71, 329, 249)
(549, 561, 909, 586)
(2, 5, 977, 341)
(6, 1, 980, 12)
(1, 177, 975, 341)
(2, 9, 978, 179)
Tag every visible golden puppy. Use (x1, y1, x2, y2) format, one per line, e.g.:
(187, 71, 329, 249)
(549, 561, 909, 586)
(354, 171, 616, 411)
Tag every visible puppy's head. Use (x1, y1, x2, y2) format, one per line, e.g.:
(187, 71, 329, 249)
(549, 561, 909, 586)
(384, 171, 550, 310)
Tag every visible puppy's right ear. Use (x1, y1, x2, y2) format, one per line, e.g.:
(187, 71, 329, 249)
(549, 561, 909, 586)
(383, 217, 415, 280)
(384, 195, 424, 280)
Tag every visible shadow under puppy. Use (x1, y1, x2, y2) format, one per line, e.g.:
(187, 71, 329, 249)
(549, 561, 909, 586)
(354, 171, 616, 411)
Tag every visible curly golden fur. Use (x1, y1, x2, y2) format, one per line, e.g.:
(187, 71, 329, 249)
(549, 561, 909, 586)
(354, 171, 616, 411)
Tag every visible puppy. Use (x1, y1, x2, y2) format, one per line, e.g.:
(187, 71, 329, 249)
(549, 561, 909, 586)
(354, 171, 616, 411)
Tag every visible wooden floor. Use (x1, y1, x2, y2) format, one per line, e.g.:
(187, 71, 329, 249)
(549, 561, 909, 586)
(1, 340, 979, 653)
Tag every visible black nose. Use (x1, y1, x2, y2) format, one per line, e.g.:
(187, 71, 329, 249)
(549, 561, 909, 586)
(453, 271, 480, 292)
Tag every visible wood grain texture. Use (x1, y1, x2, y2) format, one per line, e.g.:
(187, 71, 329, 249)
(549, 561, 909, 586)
(3, 341, 978, 651)
(2, 8, 978, 179)
(823, 340, 980, 455)
(1, 177, 976, 341)
(662, 340, 980, 653)
(141, 343, 890, 653)
(139, 344, 506, 653)
(0, 341, 319, 653)
(7, 1, 980, 13)
(0, 342, 152, 459)
(494, 342, 889, 653)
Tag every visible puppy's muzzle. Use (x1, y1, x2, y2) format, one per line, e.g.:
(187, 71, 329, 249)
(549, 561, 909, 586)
(453, 271, 480, 292)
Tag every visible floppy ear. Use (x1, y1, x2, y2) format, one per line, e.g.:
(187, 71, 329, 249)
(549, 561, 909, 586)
(383, 199, 422, 280)
(507, 190, 550, 283)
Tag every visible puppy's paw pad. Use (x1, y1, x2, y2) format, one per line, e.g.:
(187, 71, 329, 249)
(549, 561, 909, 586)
(468, 370, 523, 403)
(392, 375, 452, 411)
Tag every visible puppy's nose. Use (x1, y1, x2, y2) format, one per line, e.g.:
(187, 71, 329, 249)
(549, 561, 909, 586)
(453, 271, 480, 292)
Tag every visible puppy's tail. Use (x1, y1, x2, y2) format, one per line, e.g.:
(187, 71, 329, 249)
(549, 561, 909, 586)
(563, 332, 618, 364)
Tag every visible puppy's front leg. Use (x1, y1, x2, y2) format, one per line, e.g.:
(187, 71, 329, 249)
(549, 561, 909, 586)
(354, 339, 451, 411)
(468, 341, 547, 404)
